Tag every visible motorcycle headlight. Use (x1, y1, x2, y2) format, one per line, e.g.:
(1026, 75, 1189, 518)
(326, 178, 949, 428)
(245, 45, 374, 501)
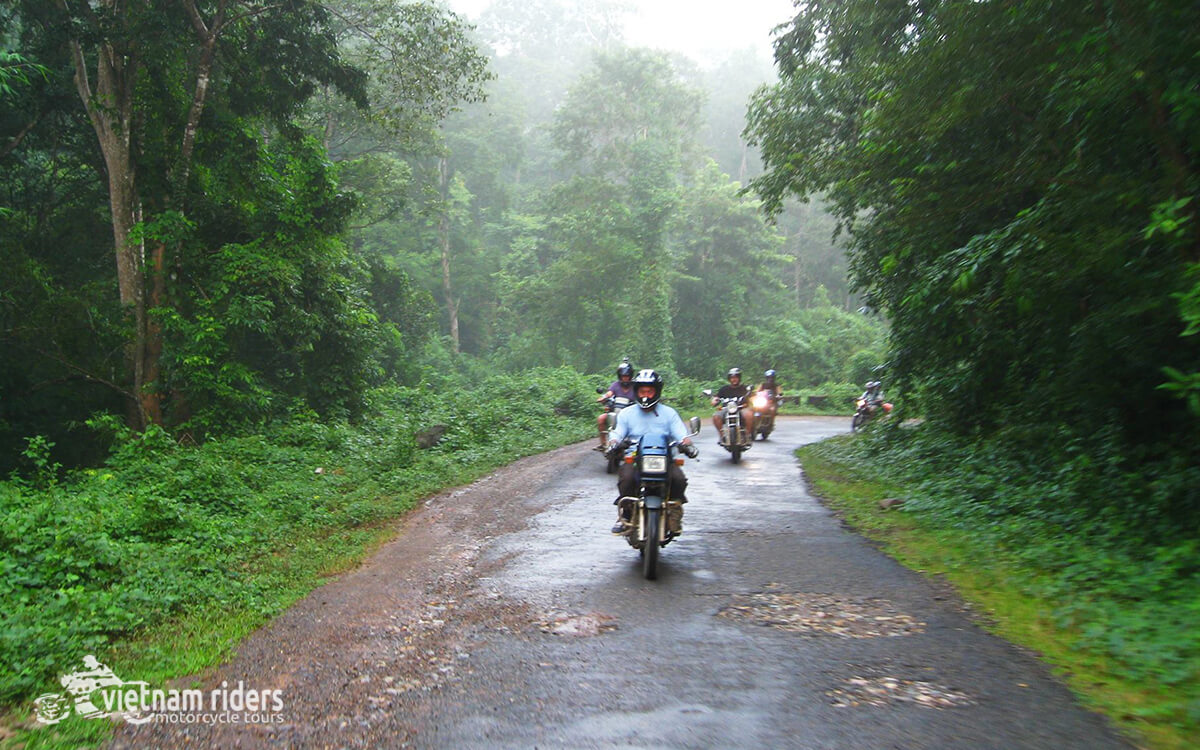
(641, 455, 667, 473)
(751, 394, 768, 409)
(856, 398, 866, 408)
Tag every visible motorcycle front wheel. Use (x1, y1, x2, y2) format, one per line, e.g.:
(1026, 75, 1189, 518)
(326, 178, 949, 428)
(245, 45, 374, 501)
(642, 508, 660, 580)
(851, 412, 866, 431)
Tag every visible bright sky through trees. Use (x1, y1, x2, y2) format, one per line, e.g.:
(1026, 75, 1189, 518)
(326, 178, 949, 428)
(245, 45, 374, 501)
(445, 0, 798, 64)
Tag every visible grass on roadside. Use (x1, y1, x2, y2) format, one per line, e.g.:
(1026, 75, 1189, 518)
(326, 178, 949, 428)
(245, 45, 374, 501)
(798, 435, 1193, 750)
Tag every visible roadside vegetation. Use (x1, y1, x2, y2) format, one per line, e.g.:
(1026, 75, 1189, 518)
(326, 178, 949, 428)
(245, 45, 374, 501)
(800, 426, 1199, 750)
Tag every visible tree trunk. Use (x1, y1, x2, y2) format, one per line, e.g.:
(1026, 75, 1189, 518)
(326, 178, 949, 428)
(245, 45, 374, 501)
(438, 156, 460, 352)
(63, 1, 226, 430)
(141, 240, 166, 426)
(68, 33, 150, 428)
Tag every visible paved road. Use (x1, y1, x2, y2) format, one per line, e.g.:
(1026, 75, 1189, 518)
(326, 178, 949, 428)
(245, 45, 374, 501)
(112, 416, 1130, 749)
(404, 417, 1127, 749)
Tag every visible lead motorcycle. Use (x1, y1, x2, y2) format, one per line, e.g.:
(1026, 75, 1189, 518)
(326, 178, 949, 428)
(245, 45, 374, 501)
(611, 417, 701, 580)
(595, 387, 635, 473)
(703, 389, 753, 463)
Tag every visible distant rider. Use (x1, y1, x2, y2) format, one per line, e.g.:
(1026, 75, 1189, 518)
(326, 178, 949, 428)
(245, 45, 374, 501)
(609, 369, 698, 534)
(595, 361, 636, 450)
(862, 380, 884, 410)
(711, 367, 755, 439)
(753, 368, 783, 418)
(756, 369, 783, 401)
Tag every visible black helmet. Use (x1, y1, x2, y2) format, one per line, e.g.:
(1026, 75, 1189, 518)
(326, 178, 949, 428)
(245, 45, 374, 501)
(764, 369, 777, 382)
(631, 369, 663, 409)
(616, 361, 634, 378)
(726, 367, 742, 382)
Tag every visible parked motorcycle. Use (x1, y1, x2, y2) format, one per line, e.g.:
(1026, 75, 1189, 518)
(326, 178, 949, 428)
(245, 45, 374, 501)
(749, 389, 779, 440)
(703, 389, 753, 463)
(595, 387, 635, 473)
(612, 417, 701, 580)
(851, 381, 893, 431)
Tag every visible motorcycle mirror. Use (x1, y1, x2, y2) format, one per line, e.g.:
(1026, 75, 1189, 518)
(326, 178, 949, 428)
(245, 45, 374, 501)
(595, 386, 605, 394)
(701, 389, 713, 396)
(688, 416, 701, 436)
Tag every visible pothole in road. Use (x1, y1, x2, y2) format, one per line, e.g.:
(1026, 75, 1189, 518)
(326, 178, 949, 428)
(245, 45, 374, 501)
(827, 667, 975, 709)
(717, 592, 925, 638)
(536, 612, 619, 637)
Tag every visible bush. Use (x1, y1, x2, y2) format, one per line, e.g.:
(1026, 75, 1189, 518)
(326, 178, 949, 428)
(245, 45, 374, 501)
(825, 423, 1200, 699)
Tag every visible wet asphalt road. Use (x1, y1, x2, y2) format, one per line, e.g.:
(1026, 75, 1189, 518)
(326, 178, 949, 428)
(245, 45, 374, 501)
(407, 416, 1130, 749)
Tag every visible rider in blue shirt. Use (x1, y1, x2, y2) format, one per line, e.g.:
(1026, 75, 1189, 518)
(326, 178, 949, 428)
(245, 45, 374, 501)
(608, 369, 698, 534)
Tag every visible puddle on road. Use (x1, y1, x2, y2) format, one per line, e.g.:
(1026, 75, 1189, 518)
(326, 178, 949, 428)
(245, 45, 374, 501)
(717, 592, 925, 638)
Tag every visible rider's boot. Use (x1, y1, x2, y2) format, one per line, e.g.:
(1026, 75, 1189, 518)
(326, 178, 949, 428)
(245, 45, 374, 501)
(611, 496, 635, 534)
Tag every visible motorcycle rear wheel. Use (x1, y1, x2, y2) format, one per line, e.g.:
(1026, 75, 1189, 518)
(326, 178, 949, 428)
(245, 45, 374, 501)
(642, 508, 660, 580)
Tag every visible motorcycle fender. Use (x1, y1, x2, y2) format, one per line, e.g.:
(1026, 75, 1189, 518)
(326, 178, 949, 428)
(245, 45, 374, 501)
(643, 494, 664, 510)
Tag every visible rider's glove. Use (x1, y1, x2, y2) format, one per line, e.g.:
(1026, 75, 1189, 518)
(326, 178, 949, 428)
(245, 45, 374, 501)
(682, 443, 699, 459)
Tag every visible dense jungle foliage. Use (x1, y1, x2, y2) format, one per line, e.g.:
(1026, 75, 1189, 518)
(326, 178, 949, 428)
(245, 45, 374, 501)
(2, 0, 1197, 741)
(0, 0, 874, 472)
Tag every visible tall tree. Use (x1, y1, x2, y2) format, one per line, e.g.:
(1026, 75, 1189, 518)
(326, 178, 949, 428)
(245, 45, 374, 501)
(747, 0, 1199, 445)
(548, 47, 705, 369)
(17, 0, 365, 428)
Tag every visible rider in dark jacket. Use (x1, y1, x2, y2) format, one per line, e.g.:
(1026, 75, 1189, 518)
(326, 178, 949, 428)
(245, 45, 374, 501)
(711, 367, 755, 438)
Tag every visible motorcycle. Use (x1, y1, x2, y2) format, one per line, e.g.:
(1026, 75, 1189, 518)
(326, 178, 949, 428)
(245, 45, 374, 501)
(612, 417, 701, 580)
(703, 389, 753, 463)
(851, 381, 893, 431)
(595, 387, 635, 473)
(749, 389, 779, 440)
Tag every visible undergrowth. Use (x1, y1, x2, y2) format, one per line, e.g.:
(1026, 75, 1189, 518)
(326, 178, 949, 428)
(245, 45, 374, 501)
(0, 367, 595, 712)
(800, 424, 1200, 747)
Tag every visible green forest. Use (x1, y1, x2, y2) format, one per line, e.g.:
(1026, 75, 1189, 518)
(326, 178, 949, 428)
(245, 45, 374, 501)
(1, 0, 1197, 746)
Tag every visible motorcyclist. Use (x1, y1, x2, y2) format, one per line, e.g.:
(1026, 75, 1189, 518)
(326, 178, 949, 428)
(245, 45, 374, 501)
(608, 369, 698, 534)
(862, 380, 884, 409)
(595, 361, 636, 450)
(711, 367, 755, 439)
(751, 369, 783, 422)
(756, 369, 783, 400)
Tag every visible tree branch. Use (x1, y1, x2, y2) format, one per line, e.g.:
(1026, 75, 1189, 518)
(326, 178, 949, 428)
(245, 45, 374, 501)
(30, 346, 137, 402)
(0, 111, 42, 159)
